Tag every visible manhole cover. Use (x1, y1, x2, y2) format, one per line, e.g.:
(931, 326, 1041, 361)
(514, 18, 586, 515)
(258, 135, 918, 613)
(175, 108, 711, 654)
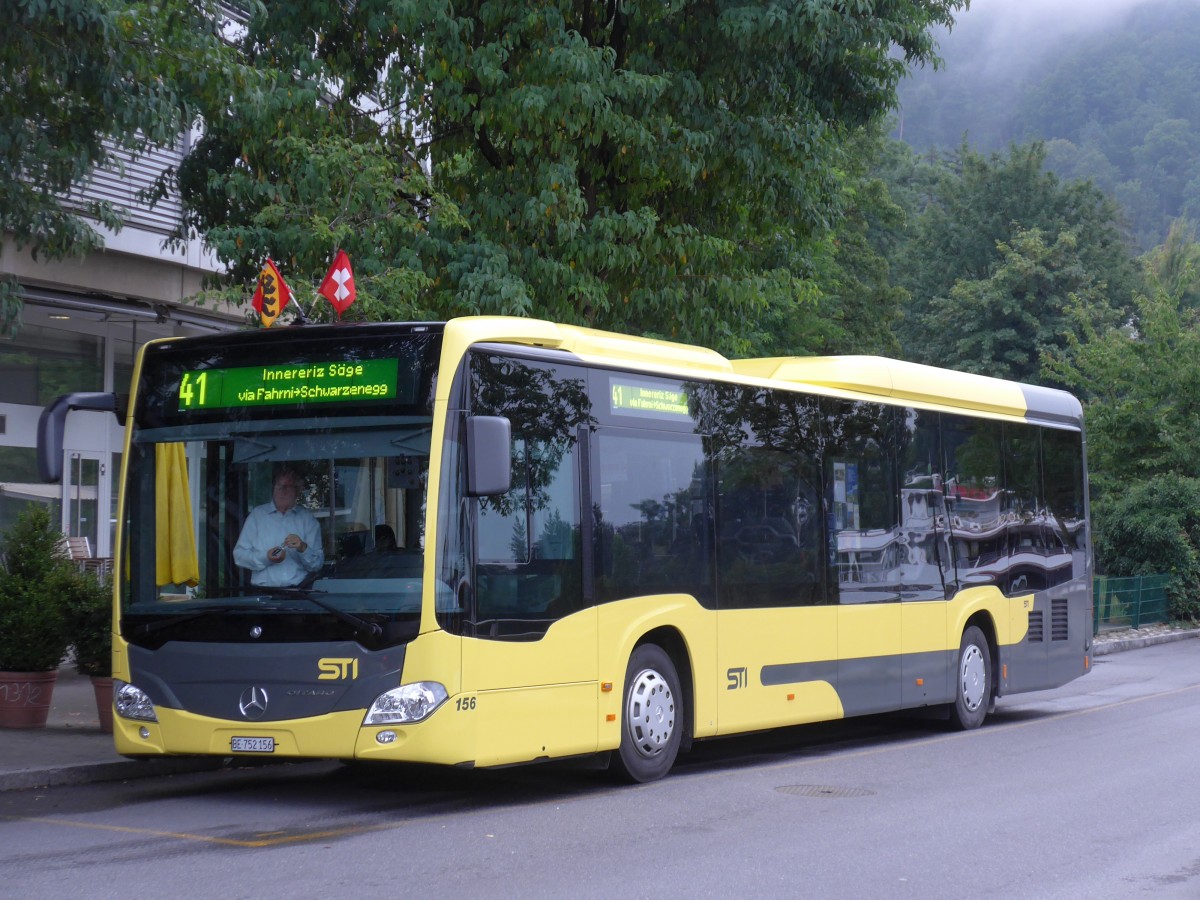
(775, 784, 876, 799)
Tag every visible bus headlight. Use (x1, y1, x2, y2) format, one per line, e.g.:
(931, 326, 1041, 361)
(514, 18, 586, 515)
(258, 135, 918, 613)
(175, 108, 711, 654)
(113, 680, 158, 722)
(364, 682, 448, 725)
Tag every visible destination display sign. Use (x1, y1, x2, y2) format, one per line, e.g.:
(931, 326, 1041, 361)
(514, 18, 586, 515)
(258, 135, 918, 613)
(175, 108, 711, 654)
(609, 376, 691, 419)
(176, 359, 399, 411)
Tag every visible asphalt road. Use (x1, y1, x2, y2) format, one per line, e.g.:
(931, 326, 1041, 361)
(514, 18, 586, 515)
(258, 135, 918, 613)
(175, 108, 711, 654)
(2, 639, 1198, 899)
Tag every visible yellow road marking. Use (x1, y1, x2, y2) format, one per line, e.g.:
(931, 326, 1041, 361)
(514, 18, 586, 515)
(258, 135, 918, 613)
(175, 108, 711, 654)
(2, 817, 404, 848)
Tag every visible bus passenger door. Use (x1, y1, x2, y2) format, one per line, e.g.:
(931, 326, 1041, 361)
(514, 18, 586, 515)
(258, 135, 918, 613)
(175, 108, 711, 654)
(838, 602, 902, 717)
(826, 409, 904, 718)
(901, 599, 948, 707)
(460, 429, 597, 767)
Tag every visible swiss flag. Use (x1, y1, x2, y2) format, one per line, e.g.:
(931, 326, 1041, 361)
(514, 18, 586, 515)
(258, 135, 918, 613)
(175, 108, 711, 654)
(250, 258, 291, 328)
(318, 249, 356, 318)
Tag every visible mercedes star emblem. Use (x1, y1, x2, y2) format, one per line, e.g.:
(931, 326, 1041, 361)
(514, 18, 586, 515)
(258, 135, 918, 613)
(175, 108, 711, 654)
(238, 686, 269, 720)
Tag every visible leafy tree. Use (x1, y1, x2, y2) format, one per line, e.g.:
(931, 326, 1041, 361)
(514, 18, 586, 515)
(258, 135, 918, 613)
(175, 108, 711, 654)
(1, 0, 244, 337)
(922, 226, 1115, 383)
(1130, 118, 1200, 240)
(1144, 218, 1200, 309)
(755, 123, 908, 357)
(1092, 476, 1200, 621)
(1048, 221, 1200, 619)
(1046, 221, 1200, 495)
(892, 142, 1141, 379)
(179, 0, 967, 355)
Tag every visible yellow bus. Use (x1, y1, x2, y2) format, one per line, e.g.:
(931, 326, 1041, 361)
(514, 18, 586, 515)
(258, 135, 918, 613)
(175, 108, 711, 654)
(38, 317, 1092, 782)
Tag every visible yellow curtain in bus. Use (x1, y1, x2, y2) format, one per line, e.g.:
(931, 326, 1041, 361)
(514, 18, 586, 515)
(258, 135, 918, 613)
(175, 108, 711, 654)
(155, 443, 200, 586)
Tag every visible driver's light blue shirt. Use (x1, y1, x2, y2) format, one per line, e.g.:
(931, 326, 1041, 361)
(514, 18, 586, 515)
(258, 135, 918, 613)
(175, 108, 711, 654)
(233, 503, 324, 586)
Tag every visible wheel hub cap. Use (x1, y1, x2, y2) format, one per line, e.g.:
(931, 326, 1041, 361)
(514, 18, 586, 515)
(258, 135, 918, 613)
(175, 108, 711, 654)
(960, 644, 986, 712)
(626, 669, 675, 759)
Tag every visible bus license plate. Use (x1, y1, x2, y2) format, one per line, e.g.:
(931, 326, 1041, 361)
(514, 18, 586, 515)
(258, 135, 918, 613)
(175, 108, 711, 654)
(231, 736, 275, 753)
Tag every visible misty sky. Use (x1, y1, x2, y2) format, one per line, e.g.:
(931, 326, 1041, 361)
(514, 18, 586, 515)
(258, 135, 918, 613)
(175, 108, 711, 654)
(951, 0, 1156, 43)
(922, 0, 1162, 81)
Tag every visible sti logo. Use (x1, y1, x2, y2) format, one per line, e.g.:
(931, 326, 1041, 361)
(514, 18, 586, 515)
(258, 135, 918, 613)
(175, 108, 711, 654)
(318, 657, 359, 680)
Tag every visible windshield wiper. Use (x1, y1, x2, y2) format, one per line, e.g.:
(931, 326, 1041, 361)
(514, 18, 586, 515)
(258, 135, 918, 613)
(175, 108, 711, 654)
(259, 588, 383, 639)
(130, 604, 247, 636)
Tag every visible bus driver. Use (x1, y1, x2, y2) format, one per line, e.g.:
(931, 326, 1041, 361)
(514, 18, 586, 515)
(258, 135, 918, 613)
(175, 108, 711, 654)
(233, 467, 324, 587)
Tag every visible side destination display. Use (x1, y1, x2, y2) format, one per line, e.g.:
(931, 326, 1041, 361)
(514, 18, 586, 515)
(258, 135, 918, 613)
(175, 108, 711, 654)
(177, 359, 399, 410)
(609, 376, 690, 418)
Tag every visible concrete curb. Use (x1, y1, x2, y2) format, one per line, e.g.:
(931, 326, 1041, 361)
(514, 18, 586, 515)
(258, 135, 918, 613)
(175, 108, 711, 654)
(0, 756, 228, 793)
(1092, 628, 1200, 656)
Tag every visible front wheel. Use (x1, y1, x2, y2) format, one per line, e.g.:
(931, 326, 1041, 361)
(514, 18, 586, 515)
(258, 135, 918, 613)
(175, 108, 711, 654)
(611, 644, 683, 783)
(949, 625, 991, 730)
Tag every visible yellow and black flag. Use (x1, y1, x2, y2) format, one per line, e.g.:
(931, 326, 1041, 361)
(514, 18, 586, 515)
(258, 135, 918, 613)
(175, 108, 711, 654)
(250, 258, 292, 327)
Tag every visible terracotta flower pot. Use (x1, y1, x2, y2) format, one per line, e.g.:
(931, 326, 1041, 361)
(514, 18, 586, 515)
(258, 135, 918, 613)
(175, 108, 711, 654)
(0, 670, 59, 729)
(91, 675, 114, 734)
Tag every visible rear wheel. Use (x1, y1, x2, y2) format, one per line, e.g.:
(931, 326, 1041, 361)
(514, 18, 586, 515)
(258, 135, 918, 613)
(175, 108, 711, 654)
(612, 644, 682, 783)
(949, 625, 991, 730)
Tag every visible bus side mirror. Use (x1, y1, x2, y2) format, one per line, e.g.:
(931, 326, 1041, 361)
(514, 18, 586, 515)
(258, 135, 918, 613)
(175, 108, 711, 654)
(466, 415, 512, 497)
(37, 392, 119, 482)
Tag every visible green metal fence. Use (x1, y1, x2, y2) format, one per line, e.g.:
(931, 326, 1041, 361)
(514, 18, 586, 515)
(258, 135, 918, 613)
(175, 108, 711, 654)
(1093, 574, 1171, 635)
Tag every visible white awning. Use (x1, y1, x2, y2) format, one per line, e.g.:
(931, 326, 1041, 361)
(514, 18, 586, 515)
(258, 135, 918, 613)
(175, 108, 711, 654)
(0, 482, 96, 502)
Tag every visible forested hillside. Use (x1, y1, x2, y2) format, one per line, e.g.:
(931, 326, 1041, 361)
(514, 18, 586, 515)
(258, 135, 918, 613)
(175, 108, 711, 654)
(897, 0, 1200, 249)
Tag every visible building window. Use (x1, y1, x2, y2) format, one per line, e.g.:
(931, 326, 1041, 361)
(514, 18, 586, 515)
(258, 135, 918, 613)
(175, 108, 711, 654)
(0, 323, 104, 405)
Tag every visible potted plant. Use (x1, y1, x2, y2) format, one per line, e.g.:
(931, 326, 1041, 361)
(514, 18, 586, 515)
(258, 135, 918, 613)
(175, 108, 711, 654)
(0, 507, 73, 728)
(66, 569, 114, 733)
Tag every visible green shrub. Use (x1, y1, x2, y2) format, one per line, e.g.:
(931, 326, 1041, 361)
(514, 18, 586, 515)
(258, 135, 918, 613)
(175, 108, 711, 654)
(0, 507, 74, 672)
(1093, 474, 1200, 621)
(65, 571, 113, 677)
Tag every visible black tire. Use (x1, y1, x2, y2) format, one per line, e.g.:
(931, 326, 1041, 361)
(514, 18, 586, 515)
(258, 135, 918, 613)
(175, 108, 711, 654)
(611, 644, 683, 783)
(949, 625, 991, 730)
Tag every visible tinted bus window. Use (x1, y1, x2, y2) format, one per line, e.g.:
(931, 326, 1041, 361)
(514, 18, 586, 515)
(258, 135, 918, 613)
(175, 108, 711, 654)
(896, 408, 949, 602)
(942, 415, 1005, 590)
(594, 430, 712, 605)
(1003, 423, 1046, 593)
(716, 444, 824, 608)
(691, 382, 826, 608)
(1042, 427, 1087, 583)
(470, 353, 592, 638)
(824, 400, 900, 604)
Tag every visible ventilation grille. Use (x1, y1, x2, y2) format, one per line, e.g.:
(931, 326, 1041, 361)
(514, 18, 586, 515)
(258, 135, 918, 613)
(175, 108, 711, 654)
(61, 137, 186, 237)
(1051, 598, 1069, 641)
(1027, 610, 1044, 643)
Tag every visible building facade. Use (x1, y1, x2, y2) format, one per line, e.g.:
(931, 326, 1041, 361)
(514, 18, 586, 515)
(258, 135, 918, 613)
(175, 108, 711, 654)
(1, 138, 241, 555)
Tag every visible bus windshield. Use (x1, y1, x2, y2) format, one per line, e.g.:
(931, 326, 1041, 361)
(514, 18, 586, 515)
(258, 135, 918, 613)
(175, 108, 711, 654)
(120, 326, 443, 650)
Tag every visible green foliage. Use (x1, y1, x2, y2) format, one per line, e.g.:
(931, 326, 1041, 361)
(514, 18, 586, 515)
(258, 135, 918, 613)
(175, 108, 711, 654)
(180, 0, 966, 355)
(1, 0, 247, 336)
(890, 142, 1141, 381)
(65, 572, 113, 678)
(923, 226, 1114, 383)
(0, 508, 74, 672)
(1048, 220, 1200, 620)
(1046, 222, 1200, 496)
(757, 123, 907, 357)
(1092, 475, 1200, 621)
